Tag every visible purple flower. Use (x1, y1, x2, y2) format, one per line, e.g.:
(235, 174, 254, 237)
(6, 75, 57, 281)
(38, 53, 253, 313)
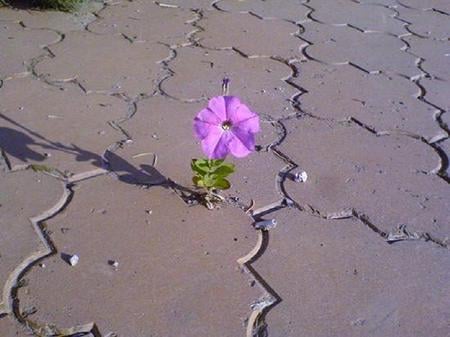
(193, 96, 260, 159)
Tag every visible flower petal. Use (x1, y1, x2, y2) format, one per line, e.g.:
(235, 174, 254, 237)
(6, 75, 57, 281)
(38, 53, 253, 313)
(193, 119, 216, 140)
(223, 96, 242, 120)
(229, 129, 255, 158)
(207, 96, 227, 121)
(226, 99, 260, 133)
(201, 128, 232, 159)
(234, 114, 260, 133)
(193, 107, 223, 140)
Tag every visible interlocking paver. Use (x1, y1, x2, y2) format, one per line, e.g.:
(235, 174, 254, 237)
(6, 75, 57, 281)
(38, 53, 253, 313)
(161, 46, 298, 118)
(301, 22, 421, 78)
(280, 118, 450, 239)
(0, 169, 63, 313)
(252, 209, 450, 337)
(107, 96, 284, 209)
(397, 5, 450, 40)
(35, 32, 168, 96)
(403, 35, 450, 81)
(0, 316, 30, 337)
(0, 1, 449, 336)
(0, 78, 127, 174)
(420, 78, 450, 111)
(293, 62, 444, 140)
(216, 0, 310, 22)
(197, 11, 302, 58)
(398, 0, 450, 14)
(17, 175, 259, 337)
(308, 0, 406, 35)
(0, 22, 60, 80)
(88, 0, 196, 46)
(0, 4, 101, 33)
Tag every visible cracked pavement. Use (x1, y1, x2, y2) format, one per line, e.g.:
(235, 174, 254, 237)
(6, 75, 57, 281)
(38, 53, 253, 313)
(0, 0, 449, 336)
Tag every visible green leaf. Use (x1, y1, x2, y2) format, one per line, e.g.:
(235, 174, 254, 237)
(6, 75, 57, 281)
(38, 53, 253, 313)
(191, 159, 208, 175)
(202, 173, 219, 188)
(210, 162, 235, 176)
(192, 175, 204, 187)
(213, 178, 231, 190)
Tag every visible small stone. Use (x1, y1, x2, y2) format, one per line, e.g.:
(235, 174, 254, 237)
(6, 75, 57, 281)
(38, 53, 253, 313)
(145, 209, 153, 215)
(69, 255, 79, 266)
(254, 219, 277, 231)
(293, 171, 308, 183)
(108, 260, 119, 270)
(39, 263, 46, 268)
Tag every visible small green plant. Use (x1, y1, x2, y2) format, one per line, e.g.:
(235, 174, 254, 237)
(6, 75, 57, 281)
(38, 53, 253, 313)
(192, 158, 235, 190)
(191, 79, 260, 209)
(191, 159, 235, 208)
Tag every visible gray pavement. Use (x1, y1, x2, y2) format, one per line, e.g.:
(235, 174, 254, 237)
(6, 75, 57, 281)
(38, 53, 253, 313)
(0, 1, 449, 336)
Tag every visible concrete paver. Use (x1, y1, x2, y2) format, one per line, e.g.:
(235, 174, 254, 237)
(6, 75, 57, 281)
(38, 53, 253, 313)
(0, 78, 127, 174)
(0, 22, 60, 80)
(216, 0, 310, 22)
(397, 5, 449, 40)
(293, 62, 444, 141)
(88, 0, 196, 46)
(281, 118, 449, 240)
(253, 209, 450, 337)
(309, 0, 406, 35)
(35, 31, 168, 95)
(0, 1, 449, 336)
(161, 46, 298, 118)
(301, 22, 421, 78)
(197, 11, 302, 58)
(403, 35, 450, 81)
(17, 176, 259, 337)
(398, 0, 450, 13)
(0, 169, 64, 315)
(0, 4, 102, 33)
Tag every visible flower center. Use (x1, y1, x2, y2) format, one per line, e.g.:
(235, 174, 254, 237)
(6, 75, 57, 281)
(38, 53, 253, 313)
(221, 120, 232, 131)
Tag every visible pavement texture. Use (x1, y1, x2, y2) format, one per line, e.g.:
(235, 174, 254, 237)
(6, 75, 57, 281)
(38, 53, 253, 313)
(0, 0, 449, 336)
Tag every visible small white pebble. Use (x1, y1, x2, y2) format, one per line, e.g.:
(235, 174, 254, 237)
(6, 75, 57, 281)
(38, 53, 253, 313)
(69, 255, 79, 266)
(294, 171, 308, 183)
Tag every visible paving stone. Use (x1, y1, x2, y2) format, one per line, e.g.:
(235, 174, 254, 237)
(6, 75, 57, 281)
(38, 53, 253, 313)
(108, 96, 284, 209)
(17, 175, 259, 337)
(355, 0, 398, 5)
(0, 78, 127, 174)
(403, 35, 450, 81)
(161, 46, 298, 119)
(197, 11, 302, 58)
(420, 78, 450, 112)
(280, 118, 450, 240)
(216, 0, 310, 22)
(398, 0, 450, 14)
(397, 5, 450, 40)
(301, 22, 421, 78)
(252, 209, 450, 337)
(293, 62, 443, 141)
(88, 0, 196, 46)
(0, 4, 102, 33)
(0, 315, 31, 337)
(0, 22, 60, 80)
(0, 169, 63, 311)
(35, 32, 168, 96)
(309, 0, 406, 35)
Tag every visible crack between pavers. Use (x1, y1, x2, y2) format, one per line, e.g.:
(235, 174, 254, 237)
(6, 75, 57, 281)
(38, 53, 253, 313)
(0, 166, 103, 337)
